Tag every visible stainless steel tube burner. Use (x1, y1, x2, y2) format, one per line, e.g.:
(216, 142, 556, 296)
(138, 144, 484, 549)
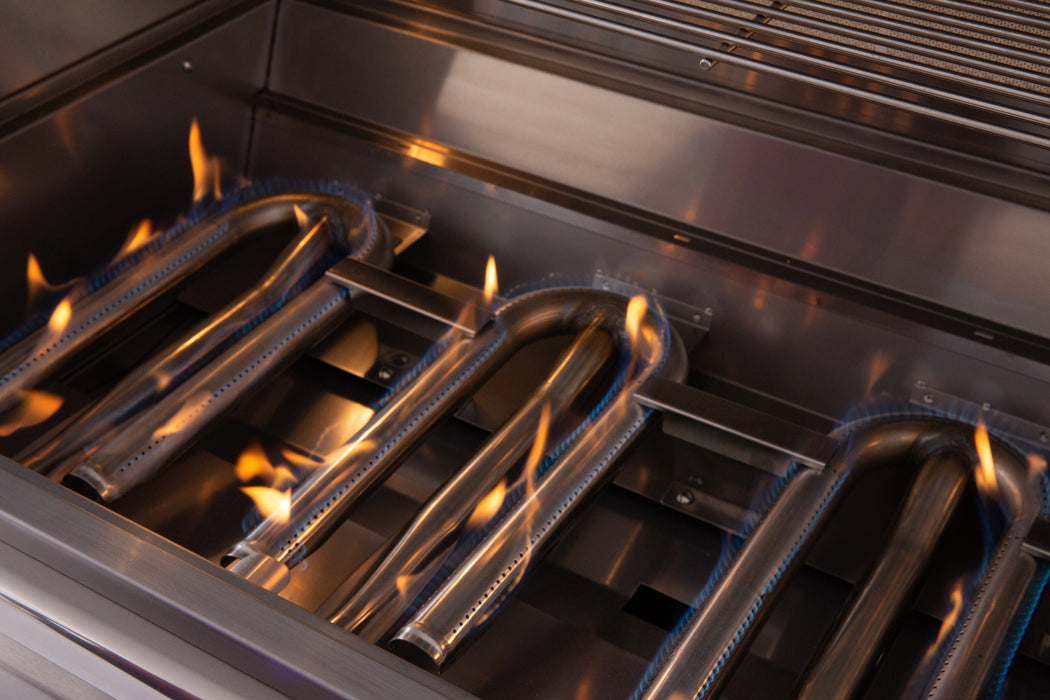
(224, 285, 687, 598)
(635, 418, 1047, 700)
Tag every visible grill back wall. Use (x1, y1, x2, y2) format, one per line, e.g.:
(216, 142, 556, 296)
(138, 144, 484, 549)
(3, 1, 1050, 698)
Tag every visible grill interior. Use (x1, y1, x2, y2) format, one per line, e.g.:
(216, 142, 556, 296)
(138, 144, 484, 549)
(2, 2, 1050, 699)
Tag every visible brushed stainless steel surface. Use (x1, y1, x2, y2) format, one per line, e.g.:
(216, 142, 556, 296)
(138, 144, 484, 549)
(267, 3, 1050, 348)
(798, 451, 969, 699)
(328, 257, 485, 337)
(0, 1, 200, 98)
(0, 457, 471, 699)
(248, 110, 1050, 434)
(330, 324, 615, 641)
(636, 376, 838, 470)
(0, 2, 274, 334)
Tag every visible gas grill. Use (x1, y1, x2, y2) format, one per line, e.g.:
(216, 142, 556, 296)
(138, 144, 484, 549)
(2, 1, 1050, 698)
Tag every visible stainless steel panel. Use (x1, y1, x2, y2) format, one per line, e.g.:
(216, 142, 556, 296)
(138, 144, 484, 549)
(0, 0, 199, 97)
(268, 3, 1050, 347)
(0, 2, 274, 334)
(247, 111, 1050, 429)
(0, 457, 473, 699)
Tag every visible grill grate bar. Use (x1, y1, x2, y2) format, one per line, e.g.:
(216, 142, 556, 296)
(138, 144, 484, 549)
(504, 0, 1050, 152)
(697, 0, 1050, 91)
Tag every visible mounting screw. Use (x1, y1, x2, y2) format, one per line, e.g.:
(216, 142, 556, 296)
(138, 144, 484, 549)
(923, 392, 934, 404)
(377, 367, 394, 381)
(675, 489, 695, 506)
(181, 59, 193, 73)
(698, 57, 714, 71)
(691, 312, 702, 323)
(982, 402, 992, 411)
(916, 380, 926, 389)
(1040, 432, 1049, 444)
(602, 281, 610, 291)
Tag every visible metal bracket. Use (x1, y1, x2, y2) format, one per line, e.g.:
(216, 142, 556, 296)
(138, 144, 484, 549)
(1022, 519, 1050, 562)
(592, 271, 712, 349)
(373, 193, 430, 256)
(909, 382, 1050, 452)
(326, 259, 484, 337)
(635, 376, 839, 473)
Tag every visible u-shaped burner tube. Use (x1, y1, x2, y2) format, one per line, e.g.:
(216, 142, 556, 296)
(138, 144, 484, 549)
(0, 180, 373, 415)
(330, 322, 616, 642)
(634, 420, 1044, 700)
(22, 184, 381, 478)
(51, 185, 390, 503)
(223, 286, 687, 602)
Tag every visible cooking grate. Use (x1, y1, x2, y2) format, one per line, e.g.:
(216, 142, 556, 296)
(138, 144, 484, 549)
(493, 0, 1050, 160)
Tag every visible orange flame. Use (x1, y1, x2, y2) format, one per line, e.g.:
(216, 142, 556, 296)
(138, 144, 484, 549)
(240, 486, 291, 522)
(116, 218, 155, 260)
(189, 118, 222, 203)
(26, 253, 59, 307)
(467, 480, 507, 529)
(974, 418, 999, 500)
(483, 255, 499, 309)
(934, 581, 965, 650)
(396, 573, 414, 598)
(864, 349, 894, 397)
(281, 447, 323, 471)
(47, 299, 72, 337)
(0, 389, 64, 437)
(235, 442, 276, 482)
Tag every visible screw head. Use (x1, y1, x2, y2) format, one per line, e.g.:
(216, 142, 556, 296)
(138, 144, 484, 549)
(181, 59, 193, 73)
(675, 489, 695, 506)
(377, 367, 394, 381)
(923, 393, 934, 404)
(982, 402, 992, 411)
(691, 312, 702, 323)
(698, 57, 714, 71)
(1040, 432, 1049, 444)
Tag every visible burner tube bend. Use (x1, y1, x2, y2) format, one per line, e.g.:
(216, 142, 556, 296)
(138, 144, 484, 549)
(0, 181, 375, 414)
(634, 420, 1043, 700)
(223, 286, 687, 600)
(23, 184, 382, 478)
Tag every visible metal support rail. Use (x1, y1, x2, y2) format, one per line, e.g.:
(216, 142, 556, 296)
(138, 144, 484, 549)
(501, 0, 1050, 150)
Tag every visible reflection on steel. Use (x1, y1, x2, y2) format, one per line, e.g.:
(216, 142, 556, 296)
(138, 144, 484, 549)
(224, 287, 686, 596)
(0, 181, 374, 414)
(24, 184, 380, 476)
(63, 281, 360, 503)
(389, 300, 687, 671)
(635, 376, 837, 471)
(330, 324, 616, 642)
(798, 448, 968, 699)
(327, 257, 484, 337)
(635, 421, 1044, 700)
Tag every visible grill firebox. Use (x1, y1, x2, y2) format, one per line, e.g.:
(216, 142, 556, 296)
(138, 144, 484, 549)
(2, 1, 1050, 699)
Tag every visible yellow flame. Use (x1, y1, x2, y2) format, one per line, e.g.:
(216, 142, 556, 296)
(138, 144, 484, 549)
(240, 486, 290, 522)
(625, 295, 647, 350)
(974, 418, 999, 500)
(483, 255, 499, 309)
(47, 299, 72, 337)
(0, 389, 64, 437)
(467, 480, 507, 529)
(189, 118, 221, 203)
